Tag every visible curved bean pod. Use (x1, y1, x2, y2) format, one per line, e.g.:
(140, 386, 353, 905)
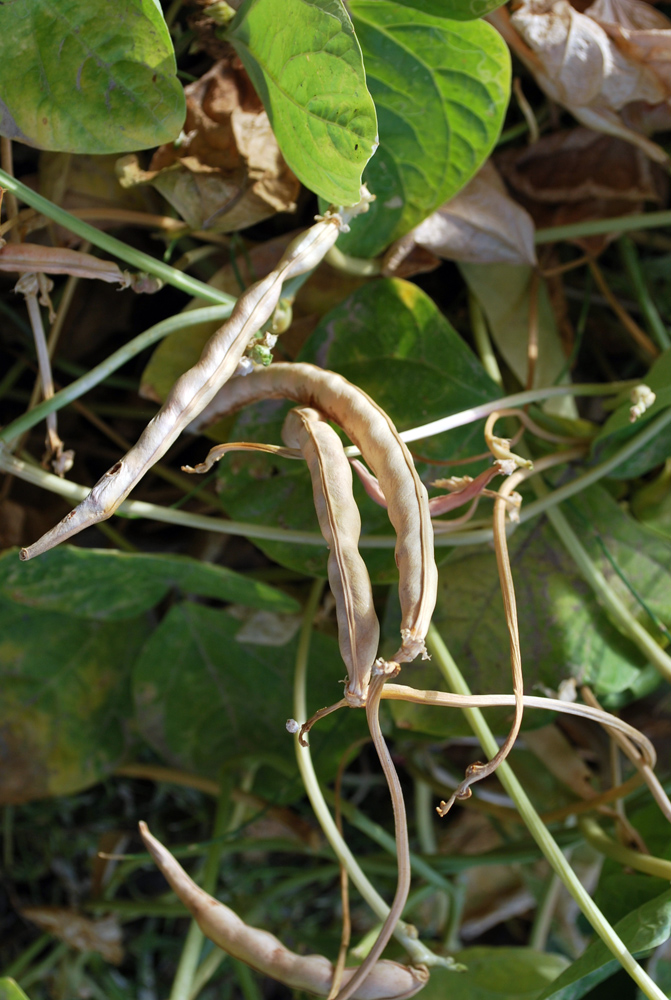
(139, 822, 428, 1000)
(189, 362, 437, 664)
(21, 213, 352, 561)
(282, 407, 379, 706)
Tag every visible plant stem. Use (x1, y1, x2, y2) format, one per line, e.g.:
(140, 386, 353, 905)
(292, 580, 454, 970)
(232, 958, 264, 1000)
(5, 403, 670, 552)
(189, 949, 227, 1000)
(533, 481, 671, 684)
(0, 167, 236, 306)
(18, 942, 69, 991)
(0, 305, 234, 443)
(535, 210, 671, 246)
(519, 407, 671, 526)
(169, 783, 232, 1000)
(426, 624, 667, 1000)
(469, 292, 503, 387)
(618, 237, 671, 351)
(3, 933, 51, 980)
(579, 818, 671, 879)
(325, 246, 382, 276)
(392, 381, 636, 447)
(528, 869, 565, 952)
(414, 780, 438, 856)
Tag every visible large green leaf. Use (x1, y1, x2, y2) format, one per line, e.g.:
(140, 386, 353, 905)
(537, 888, 671, 1000)
(228, 0, 377, 205)
(0, 0, 185, 153)
(592, 349, 671, 479)
(133, 602, 367, 790)
(563, 486, 671, 638)
(422, 949, 568, 1000)
(213, 278, 501, 581)
(337, 1, 510, 256)
(389, 0, 508, 19)
(0, 546, 298, 620)
(0, 982, 32, 1000)
(0, 597, 146, 804)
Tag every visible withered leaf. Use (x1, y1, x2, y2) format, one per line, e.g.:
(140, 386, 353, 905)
(500, 0, 671, 163)
(117, 58, 299, 232)
(383, 161, 537, 274)
(496, 127, 666, 251)
(19, 907, 123, 965)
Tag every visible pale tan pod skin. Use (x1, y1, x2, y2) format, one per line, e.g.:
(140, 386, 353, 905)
(20, 216, 346, 561)
(190, 362, 438, 664)
(139, 822, 428, 1000)
(282, 407, 380, 706)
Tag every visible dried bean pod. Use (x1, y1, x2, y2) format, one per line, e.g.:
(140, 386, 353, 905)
(139, 822, 428, 1000)
(21, 214, 349, 561)
(190, 362, 437, 664)
(282, 407, 379, 705)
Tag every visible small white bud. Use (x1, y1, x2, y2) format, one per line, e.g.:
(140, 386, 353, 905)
(629, 385, 656, 423)
(285, 718, 300, 734)
(497, 459, 517, 477)
(234, 356, 254, 377)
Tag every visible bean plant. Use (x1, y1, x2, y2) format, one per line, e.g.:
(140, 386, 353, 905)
(0, 2, 671, 1000)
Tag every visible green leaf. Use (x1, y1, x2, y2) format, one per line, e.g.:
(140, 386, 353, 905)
(631, 465, 671, 542)
(213, 278, 500, 581)
(0, 0, 185, 153)
(563, 486, 671, 639)
(133, 602, 367, 790)
(422, 949, 569, 1000)
(459, 263, 577, 418)
(592, 349, 671, 479)
(228, 0, 377, 205)
(337, 1, 510, 256)
(537, 888, 671, 1000)
(389, 515, 647, 737)
(0, 597, 146, 804)
(388, 0, 508, 20)
(594, 803, 671, 925)
(0, 546, 298, 620)
(0, 981, 32, 1000)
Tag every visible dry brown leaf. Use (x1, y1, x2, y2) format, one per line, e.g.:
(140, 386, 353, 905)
(383, 161, 537, 274)
(524, 724, 597, 799)
(117, 57, 299, 232)
(588, 0, 671, 32)
(498, 0, 670, 163)
(459, 863, 537, 939)
(19, 907, 123, 964)
(496, 127, 666, 251)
